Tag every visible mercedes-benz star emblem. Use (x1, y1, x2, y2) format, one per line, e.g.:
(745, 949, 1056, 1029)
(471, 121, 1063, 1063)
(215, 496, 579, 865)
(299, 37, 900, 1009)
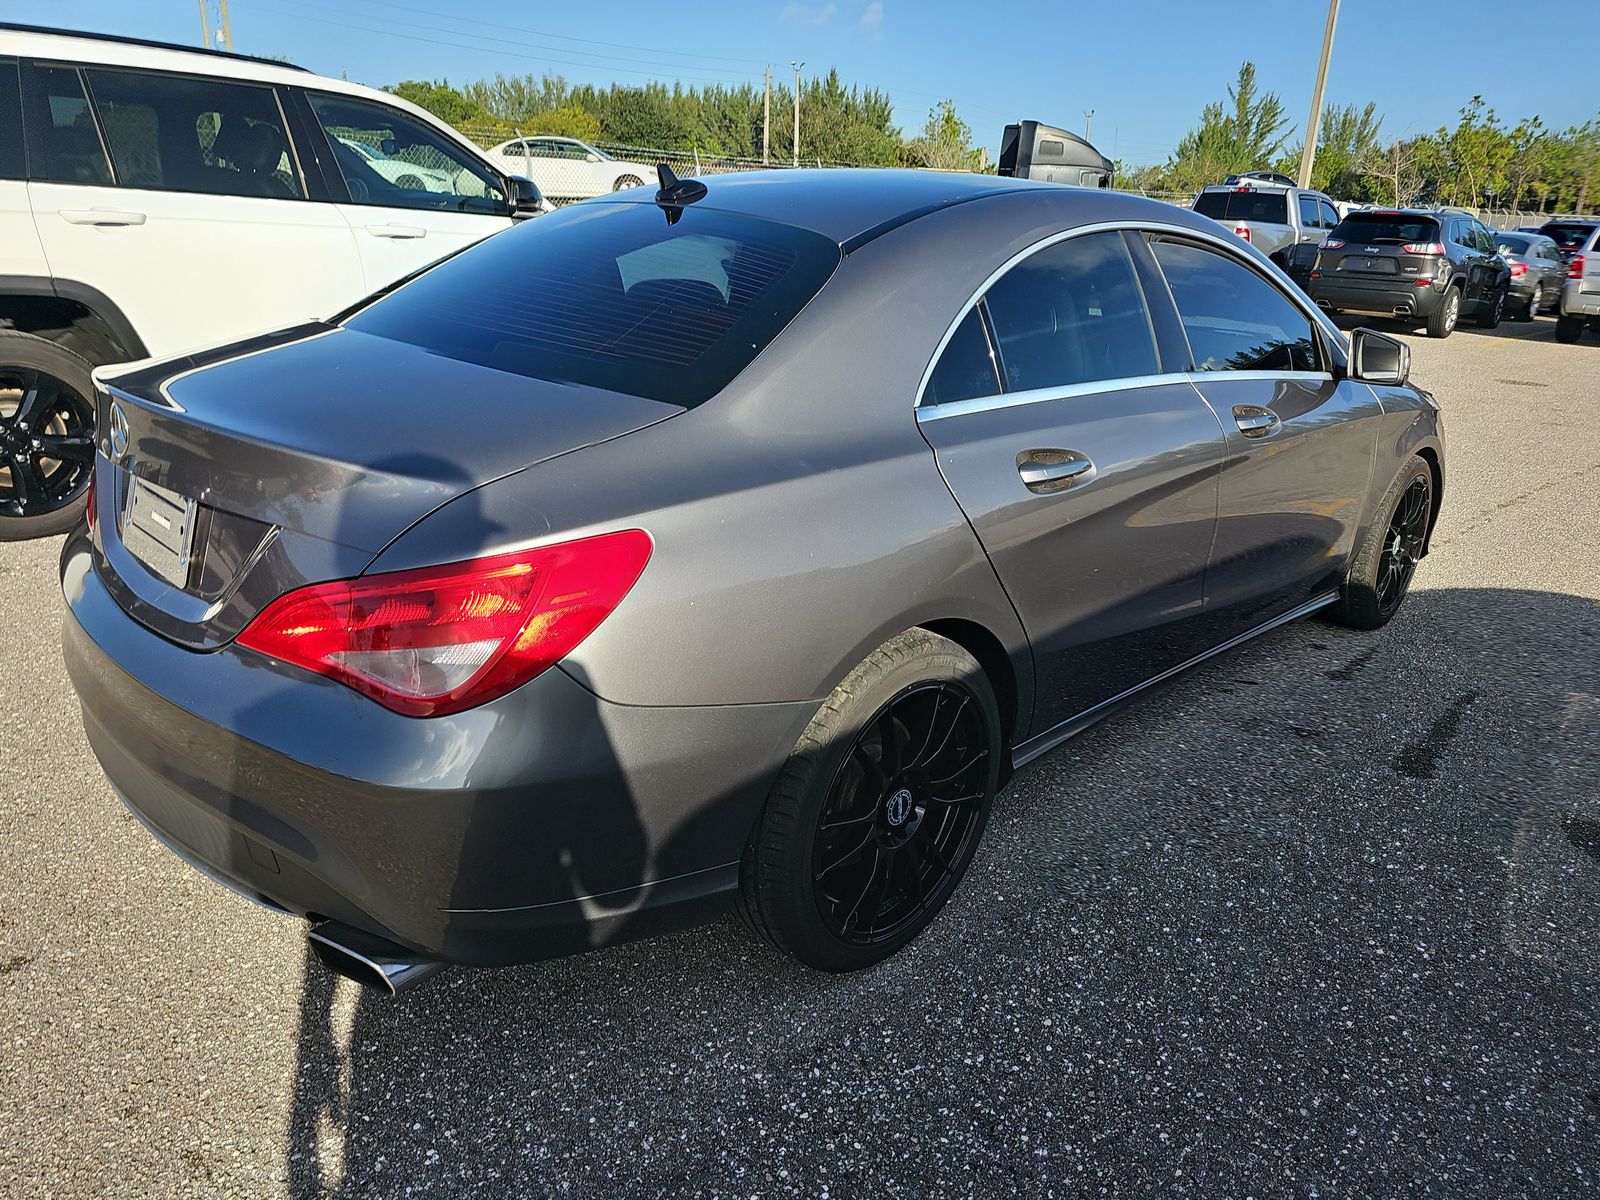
(108, 401, 129, 461)
(885, 787, 914, 827)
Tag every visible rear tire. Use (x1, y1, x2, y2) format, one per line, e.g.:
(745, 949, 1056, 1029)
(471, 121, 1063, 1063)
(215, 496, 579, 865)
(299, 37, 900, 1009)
(612, 174, 644, 191)
(738, 629, 1001, 972)
(0, 331, 97, 541)
(1475, 284, 1507, 329)
(1425, 287, 1460, 339)
(1515, 285, 1540, 322)
(1327, 456, 1432, 631)
(1556, 314, 1584, 344)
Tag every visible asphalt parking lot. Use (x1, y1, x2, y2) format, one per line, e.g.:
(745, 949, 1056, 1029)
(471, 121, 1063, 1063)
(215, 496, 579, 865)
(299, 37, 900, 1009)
(3, 313, 1598, 1198)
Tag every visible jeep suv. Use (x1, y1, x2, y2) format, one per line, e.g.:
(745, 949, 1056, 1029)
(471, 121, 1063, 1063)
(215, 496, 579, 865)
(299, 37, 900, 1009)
(1192, 180, 1342, 258)
(0, 24, 545, 539)
(1307, 209, 1510, 339)
(1555, 223, 1600, 344)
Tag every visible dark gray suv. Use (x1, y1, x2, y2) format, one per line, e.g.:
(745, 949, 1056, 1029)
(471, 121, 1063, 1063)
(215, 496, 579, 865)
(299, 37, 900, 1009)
(1308, 209, 1510, 338)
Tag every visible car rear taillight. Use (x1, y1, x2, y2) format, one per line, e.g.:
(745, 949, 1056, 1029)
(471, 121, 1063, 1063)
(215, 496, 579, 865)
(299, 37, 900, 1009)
(1571, 253, 1586, 279)
(1320, 238, 1345, 249)
(1509, 262, 1527, 276)
(1401, 242, 1445, 255)
(1233, 225, 1250, 242)
(236, 530, 653, 717)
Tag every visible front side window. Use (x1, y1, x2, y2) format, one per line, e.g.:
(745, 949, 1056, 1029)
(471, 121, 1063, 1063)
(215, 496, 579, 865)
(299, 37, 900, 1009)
(1298, 194, 1320, 228)
(308, 92, 506, 215)
(344, 202, 840, 406)
(83, 69, 302, 199)
(982, 231, 1159, 392)
(923, 307, 999, 407)
(1150, 239, 1319, 374)
(23, 65, 112, 185)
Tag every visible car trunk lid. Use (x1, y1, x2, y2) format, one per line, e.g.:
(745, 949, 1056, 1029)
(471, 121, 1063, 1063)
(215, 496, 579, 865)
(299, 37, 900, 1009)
(92, 326, 681, 649)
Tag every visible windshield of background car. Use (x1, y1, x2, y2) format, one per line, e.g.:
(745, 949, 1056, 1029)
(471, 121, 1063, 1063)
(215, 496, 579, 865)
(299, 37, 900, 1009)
(1329, 213, 1441, 243)
(344, 201, 842, 406)
(1543, 223, 1597, 249)
(1193, 190, 1289, 224)
(1496, 235, 1530, 254)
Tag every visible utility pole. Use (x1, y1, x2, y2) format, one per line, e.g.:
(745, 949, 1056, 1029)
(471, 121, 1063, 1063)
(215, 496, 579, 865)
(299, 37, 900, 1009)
(763, 66, 771, 165)
(1297, 0, 1340, 188)
(1083, 109, 1094, 142)
(197, 0, 213, 49)
(218, 0, 233, 53)
(790, 60, 804, 168)
(197, 0, 234, 51)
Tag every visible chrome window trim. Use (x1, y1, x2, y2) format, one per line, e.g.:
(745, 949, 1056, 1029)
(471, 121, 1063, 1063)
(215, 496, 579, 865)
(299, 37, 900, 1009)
(919, 372, 1194, 422)
(913, 217, 1346, 416)
(1186, 369, 1334, 385)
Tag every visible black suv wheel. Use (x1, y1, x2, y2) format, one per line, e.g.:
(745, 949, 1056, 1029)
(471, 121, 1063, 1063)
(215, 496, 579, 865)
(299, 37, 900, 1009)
(0, 331, 97, 540)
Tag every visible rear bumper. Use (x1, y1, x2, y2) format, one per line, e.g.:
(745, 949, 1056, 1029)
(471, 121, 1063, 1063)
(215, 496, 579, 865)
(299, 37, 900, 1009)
(1310, 275, 1447, 317)
(1559, 282, 1600, 319)
(60, 531, 813, 966)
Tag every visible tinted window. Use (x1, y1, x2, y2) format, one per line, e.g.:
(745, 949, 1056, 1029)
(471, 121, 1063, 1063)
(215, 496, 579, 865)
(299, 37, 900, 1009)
(308, 92, 505, 215)
(1193, 190, 1289, 224)
(1330, 212, 1441, 244)
(982, 232, 1158, 392)
(82, 69, 302, 199)
(23, 65, 111, 185)
(0, 59, 20, 180)
(1318, 200, 1340, 228)
(924, 308, 999, 406)
(1543, 223, 1597, 250)
(1150, 239, 1319, 373)
(1496, 234, 1530, 254)
(1298, 194, 1320, 227)
(346, 203, 840, 406)
(1037, 139, 1065, 158)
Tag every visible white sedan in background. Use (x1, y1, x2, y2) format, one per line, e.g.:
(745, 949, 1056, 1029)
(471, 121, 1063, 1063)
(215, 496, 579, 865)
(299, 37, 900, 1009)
(337, 136, 461, 193)
(486, 136, 657, 201)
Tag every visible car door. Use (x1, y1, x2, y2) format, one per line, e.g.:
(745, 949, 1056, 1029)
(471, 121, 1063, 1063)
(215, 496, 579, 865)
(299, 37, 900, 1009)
(0, 56, 48, 282)
(300, 90, 512, 295)
(22, 61, 364, 360)
(915, 229, 1226, 737)
(1142, 235, 1380, 638)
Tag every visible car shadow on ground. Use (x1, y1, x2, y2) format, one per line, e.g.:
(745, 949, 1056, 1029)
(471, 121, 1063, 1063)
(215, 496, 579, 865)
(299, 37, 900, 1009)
(282, 586, 1600, 1197)
(1329, 312, 1559, 345)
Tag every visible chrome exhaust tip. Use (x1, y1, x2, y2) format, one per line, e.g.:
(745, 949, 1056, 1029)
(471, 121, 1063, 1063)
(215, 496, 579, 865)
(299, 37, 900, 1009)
(308, 921, 445, 996)
(1392, 305, 1411, 316)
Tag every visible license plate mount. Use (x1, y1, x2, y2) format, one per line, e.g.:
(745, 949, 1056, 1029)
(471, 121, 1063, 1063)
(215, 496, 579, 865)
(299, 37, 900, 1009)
(121, 475, 198, 588)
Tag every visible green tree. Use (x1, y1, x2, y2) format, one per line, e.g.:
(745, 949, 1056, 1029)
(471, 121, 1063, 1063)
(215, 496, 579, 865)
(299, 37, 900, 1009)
(1279, 101, 1383, 198)
(902, 100, 986, 171)
(1165, 62, 1291, 191)
(387, 80, 485, 128)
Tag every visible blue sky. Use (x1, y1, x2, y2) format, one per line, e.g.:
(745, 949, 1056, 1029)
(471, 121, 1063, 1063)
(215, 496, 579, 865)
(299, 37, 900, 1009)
(27, 0, 1598, 164)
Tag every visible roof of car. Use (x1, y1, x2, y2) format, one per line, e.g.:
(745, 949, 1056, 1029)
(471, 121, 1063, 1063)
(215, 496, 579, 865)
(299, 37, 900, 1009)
(0, 21, 306, 72)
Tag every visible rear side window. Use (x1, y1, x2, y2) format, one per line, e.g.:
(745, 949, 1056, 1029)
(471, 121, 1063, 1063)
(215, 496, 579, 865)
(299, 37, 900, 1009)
(0, 59, 21, 179)
(1330, 213, 1441, 244)
(345, 203, 841, 406)
(1298, 194, 1319, 227)
(982, 231, 1159, 392)
(22, 65, 111, 185)
(1193, 190, 1289, 224)
(1150, 239, 1319, 373)
(923, 308, 999, 406)
(83, 69, 303, 199)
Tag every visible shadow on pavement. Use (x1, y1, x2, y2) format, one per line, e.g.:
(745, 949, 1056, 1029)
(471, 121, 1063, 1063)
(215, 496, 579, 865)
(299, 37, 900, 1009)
(283, 586, 1600, 1197)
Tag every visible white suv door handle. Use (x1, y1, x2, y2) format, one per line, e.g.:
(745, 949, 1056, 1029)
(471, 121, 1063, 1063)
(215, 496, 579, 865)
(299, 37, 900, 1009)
(60, 208, 146, 226)
(365, 224, 427, 240)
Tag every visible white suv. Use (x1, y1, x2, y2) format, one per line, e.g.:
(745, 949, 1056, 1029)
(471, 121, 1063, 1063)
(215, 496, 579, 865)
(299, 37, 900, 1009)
(0, 23, 545, 538)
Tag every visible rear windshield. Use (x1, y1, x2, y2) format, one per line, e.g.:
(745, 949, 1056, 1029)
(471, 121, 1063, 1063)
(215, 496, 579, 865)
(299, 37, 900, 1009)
(1495, 235, 1530, 254)
(345, 202, 841, 406)
(1542, 223, 1597, 250)
(1193, 190, 1289, 224)
(1329, 212, 1441, 243)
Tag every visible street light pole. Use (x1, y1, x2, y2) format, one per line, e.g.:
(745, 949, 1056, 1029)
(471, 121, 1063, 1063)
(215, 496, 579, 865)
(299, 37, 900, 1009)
(1297, 0, 1340, 189)
(1083, 109, 1094, 142)
(790, 60, 804, 168)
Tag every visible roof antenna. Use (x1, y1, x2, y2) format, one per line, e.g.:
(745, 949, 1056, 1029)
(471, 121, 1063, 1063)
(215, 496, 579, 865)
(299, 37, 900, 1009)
(655, 162, 707, 225)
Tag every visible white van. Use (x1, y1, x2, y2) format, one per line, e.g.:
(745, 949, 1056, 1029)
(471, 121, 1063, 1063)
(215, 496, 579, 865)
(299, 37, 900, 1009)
(0, 23, 544, 538)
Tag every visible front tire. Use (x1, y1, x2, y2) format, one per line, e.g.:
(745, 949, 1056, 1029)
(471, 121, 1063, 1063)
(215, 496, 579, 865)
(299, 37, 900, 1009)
(0, 331, 97, 541)
(1426, 287, 1460, 339)
(1327, 456, 1432, 631)
(1555, 314, 1584, 344)
(739, 629, 1001, 972)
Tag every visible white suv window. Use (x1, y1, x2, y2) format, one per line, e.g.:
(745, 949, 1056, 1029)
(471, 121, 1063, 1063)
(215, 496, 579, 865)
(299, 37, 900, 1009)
(25, 65, 112, 185)
(307, 92, 507, 215)
(83, 69, 303, 199)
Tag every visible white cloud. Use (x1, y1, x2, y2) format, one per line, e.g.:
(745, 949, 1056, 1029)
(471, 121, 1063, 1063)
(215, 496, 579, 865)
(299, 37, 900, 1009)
(858, 0, 884, 37)
(780, 2, 838, 26)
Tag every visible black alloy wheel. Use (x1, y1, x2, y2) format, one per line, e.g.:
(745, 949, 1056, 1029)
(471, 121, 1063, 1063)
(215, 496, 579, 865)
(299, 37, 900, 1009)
(0, 360, 96, 531)
(811, 682, 988, 946)
(1375, 476, 1431, 618)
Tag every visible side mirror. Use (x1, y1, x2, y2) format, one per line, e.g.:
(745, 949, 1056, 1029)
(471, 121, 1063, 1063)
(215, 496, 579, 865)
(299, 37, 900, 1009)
(506, 175, 546, 218)
(585, 152, 600, 163)
(1350, 328, 1410, 387)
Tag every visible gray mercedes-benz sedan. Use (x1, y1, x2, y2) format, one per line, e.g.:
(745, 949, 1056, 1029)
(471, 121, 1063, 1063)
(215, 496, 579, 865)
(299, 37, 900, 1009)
(61, 170, 1444, 990)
